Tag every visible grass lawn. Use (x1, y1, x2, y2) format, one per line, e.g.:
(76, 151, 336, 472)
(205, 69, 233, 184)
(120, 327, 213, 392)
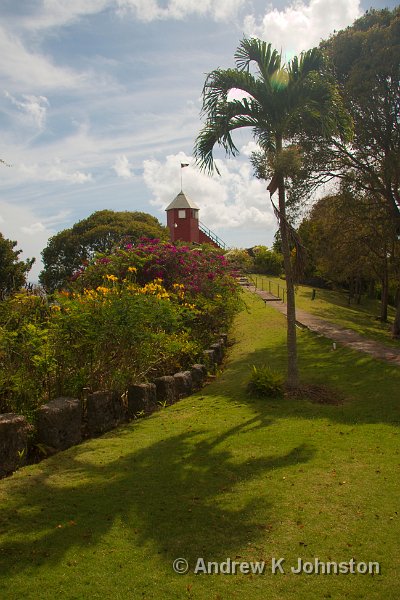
(249, 274, 399, 348)
(1, 291, 399, 599)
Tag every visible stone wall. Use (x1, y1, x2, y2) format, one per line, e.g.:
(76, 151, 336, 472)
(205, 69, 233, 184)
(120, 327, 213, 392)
(0, 414, 32, 478)
(0, 335, 227, 478)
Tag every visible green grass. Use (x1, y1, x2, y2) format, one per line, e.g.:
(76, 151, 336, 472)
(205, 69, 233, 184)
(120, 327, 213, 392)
(1, 292, 400, 599)
(250, 274, 399, 348)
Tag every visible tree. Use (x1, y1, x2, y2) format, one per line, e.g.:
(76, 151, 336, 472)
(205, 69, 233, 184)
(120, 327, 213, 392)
(316, 8, 400, 335)
(194, 37, 351, 387)
(39, 210, 169, 291)
(0, 233, 34, 298)
(252, 246, 283, 276)
(299, 192, 400, 320)
(224, 248, 254, 273)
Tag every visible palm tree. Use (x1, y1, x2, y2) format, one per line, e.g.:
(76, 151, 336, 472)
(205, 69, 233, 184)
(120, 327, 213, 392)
(194, 37, 351, 388)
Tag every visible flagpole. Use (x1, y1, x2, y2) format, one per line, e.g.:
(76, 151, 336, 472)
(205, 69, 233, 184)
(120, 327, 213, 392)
(180, 162, 189, 192)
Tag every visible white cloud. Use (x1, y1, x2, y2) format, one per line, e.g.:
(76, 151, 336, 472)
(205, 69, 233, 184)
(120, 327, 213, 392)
(143, 152, 275, 234)
(166, 0, 246, 21)
(5, 92, 50, 129)
(21, 222, 46, 235)
(0, 202, 69, 281)
(227, 88, 253, 103)
(19, 0, 111, 31)
(0, 26, 87, 91)
(10, 0, 246, 29)
(113, 155, 134, 179)
(116, 0, 162, 21)
(18, 160, 92, 184)
(116, 0, 246, 22)
(243, 0, 362, 57)
(241, 140, 260, 157)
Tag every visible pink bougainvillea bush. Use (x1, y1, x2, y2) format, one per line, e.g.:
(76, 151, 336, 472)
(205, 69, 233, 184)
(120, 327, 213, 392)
(72, 238, 238, 296)
(71, 240, 241, 345)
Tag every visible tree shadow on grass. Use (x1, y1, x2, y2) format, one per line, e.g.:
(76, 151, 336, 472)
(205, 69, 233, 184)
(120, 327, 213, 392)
(300, 303, 398, 346)
(0, 416, 315, 577)
(210, 327, 400, 427)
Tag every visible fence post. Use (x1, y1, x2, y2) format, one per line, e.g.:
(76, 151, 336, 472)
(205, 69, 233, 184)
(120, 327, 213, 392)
(269, 280, 271, 293)
(278, 283, 280, 298)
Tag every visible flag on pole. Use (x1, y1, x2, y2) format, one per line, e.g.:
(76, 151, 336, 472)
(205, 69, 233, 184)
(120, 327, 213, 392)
(181, 163, 189, 168)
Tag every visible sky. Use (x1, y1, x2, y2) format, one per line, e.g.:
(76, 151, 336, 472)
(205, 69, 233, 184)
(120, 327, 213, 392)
(0, 0, 397, 280)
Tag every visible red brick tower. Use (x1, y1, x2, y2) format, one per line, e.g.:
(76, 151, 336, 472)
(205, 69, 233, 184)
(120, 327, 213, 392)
(165, 191, 200, 244)
(165, 192, 227, 249)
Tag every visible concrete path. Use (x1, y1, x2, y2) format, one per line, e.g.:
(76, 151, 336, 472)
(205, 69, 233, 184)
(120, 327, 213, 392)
(249, 286, 400, 367)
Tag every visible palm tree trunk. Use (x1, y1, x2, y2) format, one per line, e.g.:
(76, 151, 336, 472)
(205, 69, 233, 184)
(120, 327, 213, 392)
(276, 137, 299, 388)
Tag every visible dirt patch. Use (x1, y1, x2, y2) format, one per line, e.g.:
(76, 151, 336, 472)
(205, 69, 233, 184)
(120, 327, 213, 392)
(285, 383, 345, 405)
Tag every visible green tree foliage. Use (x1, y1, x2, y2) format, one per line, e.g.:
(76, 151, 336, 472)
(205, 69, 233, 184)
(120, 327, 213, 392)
(194, 37, 351, 387)
(252, 246, 283, 276)
(299, 192, 400, 321)
(39, 210, 169, 291)
(318, 8, 400, 335)
(0, 233, 34, 299)
(224, 248, 254, 273)
(320, 7, 399, 221)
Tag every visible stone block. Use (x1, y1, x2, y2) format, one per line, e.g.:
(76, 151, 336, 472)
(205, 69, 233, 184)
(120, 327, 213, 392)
(86, 391, 121, 437)
(127, 383, 157, 418)
(36, 397, 82, 451)
(174, 371, 193, 398)
(112, 391, 126, 424)
(203, 349, 216, 371)
(0, 413, 32, 477)
(220, 333, 228, 346)
(154, 376, 176, 406)
(190, 364, 207, 389)
(210, 341, 224, 364)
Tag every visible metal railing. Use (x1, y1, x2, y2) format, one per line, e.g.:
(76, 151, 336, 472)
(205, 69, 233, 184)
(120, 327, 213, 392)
(248, 275, 288, 303)
(199, 221, 227, 250)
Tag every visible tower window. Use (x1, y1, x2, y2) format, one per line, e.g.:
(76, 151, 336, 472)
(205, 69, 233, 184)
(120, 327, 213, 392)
(192, 209, 199, 219)
(178, 209, 186, 218)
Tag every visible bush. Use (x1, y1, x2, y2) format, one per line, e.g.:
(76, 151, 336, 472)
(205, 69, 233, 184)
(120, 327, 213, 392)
(0, 241, 242, 418)
(224, 248, 254, 274)
(71, 240, 242, 346)
(252, 246, 283, 276)
(247, 364, 284, 398)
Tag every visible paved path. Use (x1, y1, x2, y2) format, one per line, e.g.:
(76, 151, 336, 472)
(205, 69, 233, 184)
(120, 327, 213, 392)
(249, 286, 400, 367)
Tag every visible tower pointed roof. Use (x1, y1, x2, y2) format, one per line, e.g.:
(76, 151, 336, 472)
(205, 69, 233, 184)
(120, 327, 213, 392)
(165, 191, 199, 211)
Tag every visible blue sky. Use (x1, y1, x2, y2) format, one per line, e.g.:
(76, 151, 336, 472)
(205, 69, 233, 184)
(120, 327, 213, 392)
(0, 0, 397, 279)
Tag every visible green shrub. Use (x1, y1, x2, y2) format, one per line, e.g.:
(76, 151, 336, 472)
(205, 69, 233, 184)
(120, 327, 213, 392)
(252, 246, 283, 276)
(0, 242, 242, 418)
(247, 364, 284, 398)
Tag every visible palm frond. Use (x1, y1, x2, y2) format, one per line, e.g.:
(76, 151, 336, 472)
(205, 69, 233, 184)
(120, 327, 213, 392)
(194, 124, 227, 175)
(287, 72, 353, 141)
(253, 126, 275, 153)
(194, 35, 352, 181)
(235, 37, 281, 81)
(288, 47, 324, 82)
(201, 68, 262, 117)
(195, 98, 266, 174)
